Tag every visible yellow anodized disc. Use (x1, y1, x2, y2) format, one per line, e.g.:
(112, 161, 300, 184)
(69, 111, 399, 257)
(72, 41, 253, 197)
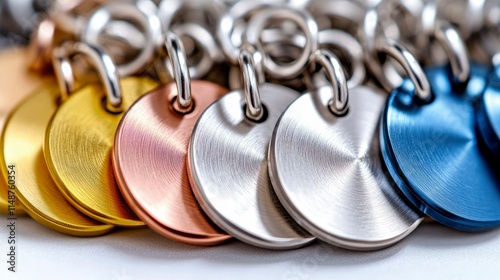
(1, 83, 114, 236)
(0, 48, 49, 216)
(44, 77, 158, 227)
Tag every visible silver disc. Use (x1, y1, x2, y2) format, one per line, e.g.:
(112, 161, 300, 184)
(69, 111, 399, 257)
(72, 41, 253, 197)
(188, 83, 315, 250)
(269, 85, 423, 250)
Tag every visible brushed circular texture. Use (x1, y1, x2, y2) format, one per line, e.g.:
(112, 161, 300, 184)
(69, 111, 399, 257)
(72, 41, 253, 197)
(44, 77, 158, 227)
(188, 84, 315, 250)
(113, 81, 231, 245)
(1, 84, 114, 236)
(381, 64, 500, 231)
(0, 48, 48, 215)
(476, 65, 500, 160)
(269, 85, 423, 250)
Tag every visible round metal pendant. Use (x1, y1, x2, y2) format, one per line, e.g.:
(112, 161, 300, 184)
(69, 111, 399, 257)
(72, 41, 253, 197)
(381, 64, 500, 231)
(477, 65, 500, 160)
(1, 84, 114, 236)
(0, 48, 49, 215)
(188, 83, 315, 250)
(269, 85, 423, 250)
(113, 81, 231, 245)
(44, 77, 158, 227)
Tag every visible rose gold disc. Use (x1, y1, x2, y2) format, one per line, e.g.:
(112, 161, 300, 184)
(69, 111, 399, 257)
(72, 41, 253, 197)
(113, 80, 231, 245)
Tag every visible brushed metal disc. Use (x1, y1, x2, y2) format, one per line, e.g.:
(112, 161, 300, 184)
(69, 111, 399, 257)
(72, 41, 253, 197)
(44, 77, 158, 227)
(477, 65, 500, 160)
(113, 81, 231, 245)
(381, 65, 500, 231)
(269, 85, 423, 250)
(1, 84, 114, 236)
(0, 48, 46, 215)
(188, 83, 315, 250)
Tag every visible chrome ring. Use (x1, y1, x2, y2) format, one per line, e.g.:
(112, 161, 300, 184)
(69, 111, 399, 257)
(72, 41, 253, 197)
(239, 48, 263, 121)
(164, 32, 192, 112)
(245, 7, 319, 79)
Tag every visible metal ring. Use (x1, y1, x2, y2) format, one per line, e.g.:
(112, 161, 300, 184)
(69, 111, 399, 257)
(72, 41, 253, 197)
(377, 39, 431, 103)
(245, 7, 319, 79)
(239, 48, 263, 122)
(82, 1, 162, 77)
(318, 29, 365, 89)
(217, 0, 282, 65)
(52, 46, 75, 102)
(171, 23, 223, 79)
(310, 49, 349, 116)
(164, 32, 192, 112)
(52, 41, 123, 113)
(432, 21, 471, 86)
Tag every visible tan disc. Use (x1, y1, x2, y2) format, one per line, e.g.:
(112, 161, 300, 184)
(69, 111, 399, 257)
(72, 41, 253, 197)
(44, 77, 158, 227)
(1, 84, 114, 236)
(0, 48, 49, 215)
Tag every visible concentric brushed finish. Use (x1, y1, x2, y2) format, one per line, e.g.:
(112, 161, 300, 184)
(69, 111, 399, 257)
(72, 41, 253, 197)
(477, 65, 500, 160)
(44, 77, 158, 227)
(269, 85, 423, 250)
(1, 84, 113, 236)
(0, 48, 47, 215)
(113, 81, 231, 245)
(188, 84, 315, 250)
(381, 65, 500, 231)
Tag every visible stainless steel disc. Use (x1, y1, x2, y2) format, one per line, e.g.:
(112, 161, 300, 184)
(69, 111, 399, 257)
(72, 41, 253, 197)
(188, 83, 315, 250)
(269, 85, 423, 250)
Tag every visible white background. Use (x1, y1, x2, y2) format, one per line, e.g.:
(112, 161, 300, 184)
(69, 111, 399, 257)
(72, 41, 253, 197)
(1, 216, 499, 280)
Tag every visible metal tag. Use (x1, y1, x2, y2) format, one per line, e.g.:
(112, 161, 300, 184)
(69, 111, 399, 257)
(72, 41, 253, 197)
(381, 64, 500, 231)
(1, 82, 114, 236)
(113, 80, 231, 246)
(44, 77, 158, 227)
(477, 63, 500, 160)
(269, 85, 422, 250)
(188, 83, 315, 250)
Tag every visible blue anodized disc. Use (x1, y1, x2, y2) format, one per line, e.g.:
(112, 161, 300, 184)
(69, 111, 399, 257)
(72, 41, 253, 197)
(381, 64, 500, 231)
(477, 64, 500, 160)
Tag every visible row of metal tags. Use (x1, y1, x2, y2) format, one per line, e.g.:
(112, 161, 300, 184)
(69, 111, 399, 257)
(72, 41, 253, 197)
(1, 36, 500, 251)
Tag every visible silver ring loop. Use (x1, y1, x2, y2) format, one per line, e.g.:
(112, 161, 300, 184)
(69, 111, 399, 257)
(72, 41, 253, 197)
(239, 48, 263, 122)
(377, 39, 431, 103)
(432, 21, 471, 86)
(245, 7, 319, 79)
(164, 32, 192, 112)
(52, 41, 123, 112)
(82, 1, 162, 77)
(52, 47, 75, 102)
(318, 29, 365, 89)
(171, 24, 222, 79)
(218, 0, 281, 65)
(310, 49, 349, 116)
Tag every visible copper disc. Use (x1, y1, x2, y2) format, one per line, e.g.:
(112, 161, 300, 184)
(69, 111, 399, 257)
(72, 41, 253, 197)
(44, 77, 158, 227)
(0, 48, 49, 215)
(1, 84, 114, 236)
(113, 81, 231, 245)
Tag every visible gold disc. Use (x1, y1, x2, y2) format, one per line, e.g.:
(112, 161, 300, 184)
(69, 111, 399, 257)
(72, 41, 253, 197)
(44, 77, 158, 227)
(0, 48, 49, 215)
(1, 83, 114, 236)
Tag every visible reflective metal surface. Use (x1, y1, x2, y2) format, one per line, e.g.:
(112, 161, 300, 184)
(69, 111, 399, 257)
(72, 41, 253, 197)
(44, 77, 158, 227)
(1, 84, 114, 236)
(188, 83, 314, 249)
(381, 64, 500, 231)
(477, 63, 500, 160)
(269, 85, 423, 250)
(0, 48, 49, 215)
(113, 81, 231, 245)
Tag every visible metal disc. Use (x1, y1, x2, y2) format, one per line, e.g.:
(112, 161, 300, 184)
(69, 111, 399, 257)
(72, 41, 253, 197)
(269, 85, 423, 250)
(188, 83, 315, 250)
(44, 77, 158, 227)
(1, 84, 114, 236)
(381, 64, 500, 231)
(0, 48, 48, 215)
(113, 81, 231, 245)
(476, 65, 500, 160)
